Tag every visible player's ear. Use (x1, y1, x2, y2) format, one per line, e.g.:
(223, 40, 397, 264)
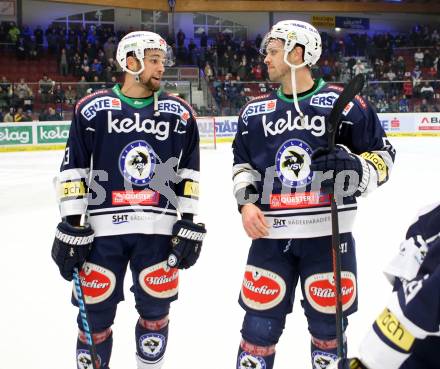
(126, 55, 140, 72)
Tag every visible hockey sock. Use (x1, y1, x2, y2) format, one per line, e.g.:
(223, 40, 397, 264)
(135, 316, 169, 369)
(76, 328, 112, 369)
(236, 339, 276, 369)
(311, 336, 346, 369)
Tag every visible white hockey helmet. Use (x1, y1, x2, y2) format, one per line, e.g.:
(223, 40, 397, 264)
(116, 31, 174, 76)
(260, 20, 322, 67)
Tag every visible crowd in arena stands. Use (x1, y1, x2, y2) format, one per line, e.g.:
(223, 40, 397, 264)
(0, 21, 439, 120)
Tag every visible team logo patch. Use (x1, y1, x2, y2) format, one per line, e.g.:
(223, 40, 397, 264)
(312, 350, 337, 369)
(238, 352, 266, 369)
(81, 97, 121, 121)
(241, 265, 286, 310)
(139, 261, 179, 298)
(304, 272, 356, 314)
(77, 349, 101, 369)
(119, 140, 156, 185)
(139, 333, 166, 359)
(276, 139, 313, 188)
(242, 99, 277, 124)
(73, 263, 116, 304)
(310, 92, 339, 108)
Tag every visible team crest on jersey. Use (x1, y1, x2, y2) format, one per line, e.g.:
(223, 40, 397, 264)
(139, 333, 166, 359)
(276, 139, 313, 188)
(238, 352, 266, 369)
(242, 99, 277, 124)
(81, 96, 121, 121)
(119, 140, 156, 185)
(77, 349, 101, 369)
(312, 350, 337, 369)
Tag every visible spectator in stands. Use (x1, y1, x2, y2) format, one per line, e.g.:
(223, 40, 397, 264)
(59, 48, 69, 76)
(64, 85, 76, 105)
(421, 81, 435, 101)
(14, 107, 25, 122)
(177, 29, 185, 48)
(0, 76, 11, 91)
(204, 62, 214, 81)
(3, 107, 15, 122)
(42, 106, 62, 121)
(8, 22, 20, 44)
(376, 99, 389, 113)
(16, 36, 26, 60)
(21, 109, 33, 122)
(91, 58, 103, 77)
(320, 59, 333, 81)
(374, 84, 385, 101)
(54, 84, 65, 104)
(237, 55, 248, 80)
(38, 74, 54, 104)
(399, 95, 410, 112)
(420, 98, 430, 112)
(0, 86, 11, 111)
(412, 65, 422, 87)
(352, 59, 365, 76)
(389, 95, 399, 113)
(33, 25, 44, 46)
(0, 109, 4, 123)
(76, 75, 88, 99)
(200, 31, 208, 49)
(251, 63, 263, 80)
(103, 37, 117, 61)
(403, 75, 413, 98)
(414, 48, 424, 66)
(15, 78, 34, 110)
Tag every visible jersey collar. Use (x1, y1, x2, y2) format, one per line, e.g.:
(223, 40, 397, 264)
(112, 84, 162, 109)
(277, 78, 326, 103)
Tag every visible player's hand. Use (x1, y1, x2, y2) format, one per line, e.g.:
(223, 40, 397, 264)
(328, 357, 368, 369)
(51, 221, 94, 281)
(167, 220, 206, 269)
(241, 203, 269, 239)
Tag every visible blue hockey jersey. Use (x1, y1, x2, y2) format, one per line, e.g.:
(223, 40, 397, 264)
(57, 85, 200, 237)
(358, 203, 440, 369)
(232, 79, 395, 239)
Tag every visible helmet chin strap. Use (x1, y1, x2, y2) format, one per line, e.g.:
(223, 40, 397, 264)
(283, 52, 308, 125)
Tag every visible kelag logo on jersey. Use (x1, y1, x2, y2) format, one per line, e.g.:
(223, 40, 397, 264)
(157, 99, 191, 122)
(119, 140, 156, 185)
(108, 112, 170, 141)
(242, 99, 277, 124)
(310, 92, 339, 108)
(276, 139, 313, 188)
(81, 97, 121, 120)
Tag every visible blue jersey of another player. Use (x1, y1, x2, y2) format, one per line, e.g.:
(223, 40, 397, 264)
(232, 79, 395, 239)
(354, 203, 440, 369)
(57, 85, 200, 237)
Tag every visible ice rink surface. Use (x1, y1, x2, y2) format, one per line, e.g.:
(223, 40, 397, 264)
(1, 137, 439, 369)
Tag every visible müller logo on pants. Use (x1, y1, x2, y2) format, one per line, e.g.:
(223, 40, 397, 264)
(241, 265, 286, 310)
(73, 262, 116, 304)
(304, 272, 356, 314)
(139, 261, 179, 298)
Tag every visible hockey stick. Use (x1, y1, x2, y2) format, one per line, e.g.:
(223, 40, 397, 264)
(73, 266, 99, 369)
(327, 74, 365, 359)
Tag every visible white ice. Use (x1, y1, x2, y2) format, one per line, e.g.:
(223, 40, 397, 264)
(1, 137, 439, 369)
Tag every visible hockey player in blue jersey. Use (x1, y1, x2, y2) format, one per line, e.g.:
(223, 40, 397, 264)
(331, 203, 440, 369)
(232, 20, 395, 369)
(51, 31, 206, 369)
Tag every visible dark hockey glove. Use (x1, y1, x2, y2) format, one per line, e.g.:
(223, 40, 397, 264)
(167, 220, 206, 269)
(51, 221, 94, 281)
(310, 144, 365, 197)
(331, 357, 368, 369)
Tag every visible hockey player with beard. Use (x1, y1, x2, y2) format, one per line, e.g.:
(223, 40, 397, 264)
(331, 203, 440, 369)
(51, 31, 206, 369)
(232, 20, 395, 369)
